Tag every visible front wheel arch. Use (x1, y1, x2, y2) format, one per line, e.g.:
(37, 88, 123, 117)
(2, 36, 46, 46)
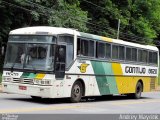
(70, 79, 85, 103)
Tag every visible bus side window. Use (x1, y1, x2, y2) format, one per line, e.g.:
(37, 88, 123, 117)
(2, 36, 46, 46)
(142, 50, 147, 63)
(106, 43, 111, 59)
(77, 38, 94, 57)
(126, 47, 132, 61)
(132, 48, 137, 61)
(153, 52, 158, 64)
(119, 46, 125, 60)
(97, 42, 106, 58)
(149, 51, 158, 65)
(81, 39, 88, 56)
(112, 45, 118, 60)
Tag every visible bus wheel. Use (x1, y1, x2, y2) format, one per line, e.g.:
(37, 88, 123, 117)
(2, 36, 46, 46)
(128, 82, 143, 99)
(70, 81, 83, 103)
(134, 82, 143, 99)
(31, 96, 41, 100)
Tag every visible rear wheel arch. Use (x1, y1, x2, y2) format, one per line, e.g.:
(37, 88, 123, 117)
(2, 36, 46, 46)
(127, 80, 143, 99)
(137, 79, 143, 92)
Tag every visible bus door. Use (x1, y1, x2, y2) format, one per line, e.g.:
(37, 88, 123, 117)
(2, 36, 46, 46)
(55, 45, 66, 79)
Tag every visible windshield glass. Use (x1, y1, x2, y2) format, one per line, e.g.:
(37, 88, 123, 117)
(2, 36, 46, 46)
(4, 38, 55, 71)
(4, 43, 26, 69)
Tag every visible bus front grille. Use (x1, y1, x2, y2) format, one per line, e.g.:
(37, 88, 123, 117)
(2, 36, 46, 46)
(12, 78, 33, 84)
(150, 77, 156, 90)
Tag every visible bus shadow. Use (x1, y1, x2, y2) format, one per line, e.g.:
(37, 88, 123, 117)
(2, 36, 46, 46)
(81, 95, 151, 103)
(6, 95, 153, 104)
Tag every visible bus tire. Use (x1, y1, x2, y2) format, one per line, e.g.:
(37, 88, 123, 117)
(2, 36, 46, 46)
(70, 81, 83, 103)
(134, 82, 143, 99)
(128, 82, 143, 99)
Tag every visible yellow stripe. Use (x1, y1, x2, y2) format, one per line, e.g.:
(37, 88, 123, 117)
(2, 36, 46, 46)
(112, 63, 123, 75)
(112, 63, 124, 93)
(111, 63, 153, 94)
(111, 63, 157, 94)
(35, 74, 45, 79)
(101, 37, 112, 42)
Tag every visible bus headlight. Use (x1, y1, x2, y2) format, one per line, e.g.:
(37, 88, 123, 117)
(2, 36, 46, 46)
(3, 77, 12, 82)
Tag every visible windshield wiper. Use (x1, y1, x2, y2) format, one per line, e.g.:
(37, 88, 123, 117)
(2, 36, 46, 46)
(30, 63, 37, 74)
(11, 55, 19, 72)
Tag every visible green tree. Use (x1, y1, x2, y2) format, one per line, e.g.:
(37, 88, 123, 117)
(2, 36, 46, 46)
(80, 0, 160, 44)
(0, 0, 89, 70)
(48, 0, 88, 31)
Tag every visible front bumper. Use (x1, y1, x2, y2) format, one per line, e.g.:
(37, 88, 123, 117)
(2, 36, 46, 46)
(2, 82, 53, 98)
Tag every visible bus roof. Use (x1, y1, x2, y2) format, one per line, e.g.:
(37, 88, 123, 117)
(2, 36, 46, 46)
(10, 26, 75, 35)
(10, 26, 158, 51)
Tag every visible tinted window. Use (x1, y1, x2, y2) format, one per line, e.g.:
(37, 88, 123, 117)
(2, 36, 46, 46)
(77, 38, 94, 57)
(149, 52, 152, 63)
(97, 42, 105, 58)
(132, 48, 137, 61)
(9, 35, 54, 43)
(119, 46, 125, 60)
(149, 51, 158, 64)
(138, 49, 147, 63)
(112, 45, 118, 59)
(153, 52, 158, 64)
(126, 47, 131, 61)
(106, 43, 111, 58)
(142, 50, 147, 63)
(59, 36, 73, 44)
(88, 41, 94, 57)
(81, 40, 88, 56)
(138, 50, 143, 62)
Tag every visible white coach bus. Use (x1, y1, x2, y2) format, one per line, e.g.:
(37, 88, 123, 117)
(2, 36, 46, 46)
(2, 26, 159, 102)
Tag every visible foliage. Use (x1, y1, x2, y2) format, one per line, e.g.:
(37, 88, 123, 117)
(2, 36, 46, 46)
(48, 0, 88, 31)
(0, 0, 160, 46)
(80, 0, 160, 44)
(0, 0, 89, 44)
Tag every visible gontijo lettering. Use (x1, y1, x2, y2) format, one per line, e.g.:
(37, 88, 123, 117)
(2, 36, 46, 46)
(125, 66, 146, 74)
(125, 66, 157, 75)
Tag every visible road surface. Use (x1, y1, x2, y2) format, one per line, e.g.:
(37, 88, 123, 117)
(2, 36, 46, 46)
(0, 92, 160, 114)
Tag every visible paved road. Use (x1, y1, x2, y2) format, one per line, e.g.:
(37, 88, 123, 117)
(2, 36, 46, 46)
(0, 92, 160, 114)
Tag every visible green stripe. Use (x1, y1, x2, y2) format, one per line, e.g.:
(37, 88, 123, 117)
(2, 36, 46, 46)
(91, 61, 118, 95)
(21, 73, 36, 79)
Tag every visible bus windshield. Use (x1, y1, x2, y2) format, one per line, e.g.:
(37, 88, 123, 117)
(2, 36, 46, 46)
(4, 38, 55, 71)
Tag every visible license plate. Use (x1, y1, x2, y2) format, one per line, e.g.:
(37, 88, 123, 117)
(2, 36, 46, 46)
(19, 86, 27, 90)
